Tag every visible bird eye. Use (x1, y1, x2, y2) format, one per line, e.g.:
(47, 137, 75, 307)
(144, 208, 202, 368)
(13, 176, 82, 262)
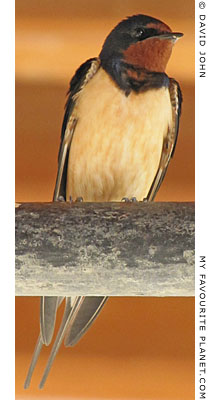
(134, 27, 144, 38)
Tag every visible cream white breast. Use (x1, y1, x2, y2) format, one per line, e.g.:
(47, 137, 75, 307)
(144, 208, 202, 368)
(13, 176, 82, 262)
(66, 67, 172, 201)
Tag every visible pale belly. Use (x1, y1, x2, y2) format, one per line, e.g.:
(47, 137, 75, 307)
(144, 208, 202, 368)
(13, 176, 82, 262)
(66, 68, 172, 201)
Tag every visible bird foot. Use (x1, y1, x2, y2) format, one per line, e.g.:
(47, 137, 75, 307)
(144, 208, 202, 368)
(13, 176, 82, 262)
(68, 196, 83, 203)
(57, 195, 65, 202)
(56, 196, 83, 203)
(121, 197, 138, 202)
(75, 197, 83, 202)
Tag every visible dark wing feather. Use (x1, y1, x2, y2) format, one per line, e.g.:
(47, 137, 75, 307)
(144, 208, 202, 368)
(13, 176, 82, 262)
(145, 78, 182, 201)
(169, 79, 182, 157)
(53, 57, 100, 200)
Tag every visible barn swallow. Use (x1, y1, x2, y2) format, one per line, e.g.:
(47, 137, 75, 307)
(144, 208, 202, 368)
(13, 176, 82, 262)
(24, 14, 183, 389)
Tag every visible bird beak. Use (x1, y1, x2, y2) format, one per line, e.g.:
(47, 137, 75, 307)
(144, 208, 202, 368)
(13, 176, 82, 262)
(157, 32, 184, 42)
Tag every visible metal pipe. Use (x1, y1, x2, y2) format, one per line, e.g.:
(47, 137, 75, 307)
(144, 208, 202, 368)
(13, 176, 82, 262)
(15, 202, 195, 296)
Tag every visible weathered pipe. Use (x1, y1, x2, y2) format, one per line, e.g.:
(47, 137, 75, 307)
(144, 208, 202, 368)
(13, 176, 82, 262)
(15, 202, 195, 296)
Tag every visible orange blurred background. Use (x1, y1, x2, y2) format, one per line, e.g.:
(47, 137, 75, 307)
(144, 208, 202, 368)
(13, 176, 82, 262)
(16, 0, 195, 399)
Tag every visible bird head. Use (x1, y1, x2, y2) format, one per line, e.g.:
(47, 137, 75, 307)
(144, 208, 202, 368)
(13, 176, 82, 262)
(100, 14, 183, 73)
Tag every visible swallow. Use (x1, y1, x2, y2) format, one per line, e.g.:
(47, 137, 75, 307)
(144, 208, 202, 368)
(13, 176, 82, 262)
(24, 14, 183, 389)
